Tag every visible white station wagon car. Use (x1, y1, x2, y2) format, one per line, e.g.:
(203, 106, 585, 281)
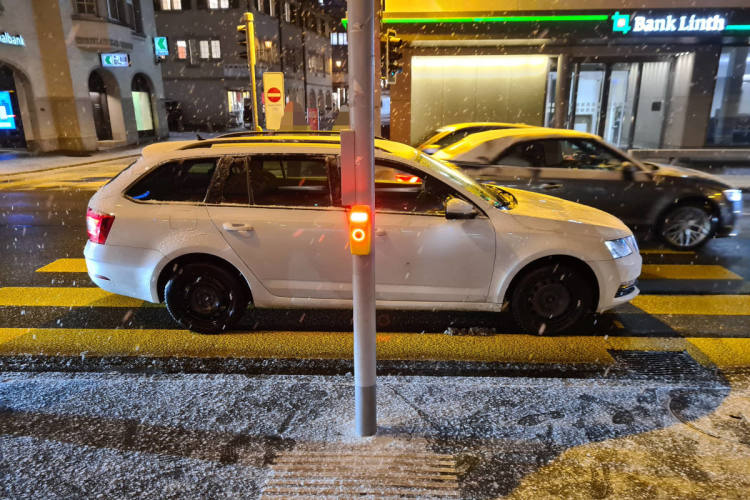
(84, 135, 641, 334)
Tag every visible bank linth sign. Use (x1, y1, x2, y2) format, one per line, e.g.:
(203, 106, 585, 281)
(612, 11, 726, 34)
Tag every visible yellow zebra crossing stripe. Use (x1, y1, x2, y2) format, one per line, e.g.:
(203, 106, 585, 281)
(0, 328, 748, 368)
(0, 287, 144, 308)
(36, 258, 88, 273)
(640, 264, 742, 280)
(639, 249, 695, 255)
(631, 295, 750, 316)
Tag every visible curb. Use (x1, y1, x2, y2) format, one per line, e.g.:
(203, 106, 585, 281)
(0, 153, 141, 178)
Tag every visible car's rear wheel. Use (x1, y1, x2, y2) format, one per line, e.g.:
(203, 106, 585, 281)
(510, 263, 594, 335)
(164, 262, 248, 334)
(659, 203, 714, 250)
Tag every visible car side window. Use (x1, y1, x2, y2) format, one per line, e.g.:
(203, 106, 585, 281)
(249, 156, 331, 207)
(220, 158, 250, 205)
(554, 139, 628, 170)
(375, 163, 458, 215)
(125, 158, 218, 202)
(494, 141, 546, 167)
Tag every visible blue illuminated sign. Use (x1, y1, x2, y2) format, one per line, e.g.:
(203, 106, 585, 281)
(100, 53, 130, 68)
(154, 36, 169, 57)
(0, 91, 17, 130)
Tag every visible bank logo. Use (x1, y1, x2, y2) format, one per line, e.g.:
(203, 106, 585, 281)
(612, 11, 631, 34)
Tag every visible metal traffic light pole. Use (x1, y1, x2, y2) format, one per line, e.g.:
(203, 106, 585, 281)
(346, 0, 377, 437)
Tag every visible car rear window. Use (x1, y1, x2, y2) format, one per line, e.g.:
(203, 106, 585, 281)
(125, 158, 218, 202)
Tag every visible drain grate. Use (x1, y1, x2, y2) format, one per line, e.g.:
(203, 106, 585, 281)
(609, 350, 714, 380)
(260, 445, 459, 499)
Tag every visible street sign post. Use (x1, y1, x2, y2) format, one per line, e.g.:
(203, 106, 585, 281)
(237, 12, 261, 131)
(346, 0, 377, 437)
(262, 72, 285, 130)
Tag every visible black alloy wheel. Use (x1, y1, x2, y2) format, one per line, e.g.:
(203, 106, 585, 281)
(164, 262, 249, 334)
(510, 263, 594, 335)
(659, 202, 715, 250)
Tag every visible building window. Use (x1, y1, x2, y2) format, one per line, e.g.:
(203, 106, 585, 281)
(199, 40, 210, 59)
(211, 40, 221, 59)
(269, 0, 276, 17)
(189, 39, 200, 65)
(75, 0, 98, 15)
(160, 0, 182, 9)
(255, 0, 264, 12)
(283, 2, 290, 23)
(209, 0, 229, 8)
(176, 40, 188, 59)
(708, 47, 750, 146)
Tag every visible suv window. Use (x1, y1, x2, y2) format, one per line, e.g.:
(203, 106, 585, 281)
(126, 158, 218, 202)
(250, 156, 331, 207)
(554, 139, 627, 169)
(375, 163, 459, 214)
(494, 141, 546, 167)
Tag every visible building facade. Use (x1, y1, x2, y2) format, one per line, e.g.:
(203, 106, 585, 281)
(154, 0, 334, 131)
(381, 0, 750, 150)
(0, 0, 168, 152)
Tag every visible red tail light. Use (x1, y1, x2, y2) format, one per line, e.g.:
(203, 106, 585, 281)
(86, 208, 115, 244)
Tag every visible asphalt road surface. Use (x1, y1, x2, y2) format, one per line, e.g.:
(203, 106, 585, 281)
(1, 160, 749, 374)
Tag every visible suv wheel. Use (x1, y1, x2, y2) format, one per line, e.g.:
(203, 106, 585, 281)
(659, 203, 714, 250)
(164, 262, 248, 334)
(510, 263, 594, 335)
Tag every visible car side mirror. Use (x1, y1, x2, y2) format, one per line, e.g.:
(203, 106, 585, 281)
(621, 162, 637, 181)
(445, 197, 478, 220)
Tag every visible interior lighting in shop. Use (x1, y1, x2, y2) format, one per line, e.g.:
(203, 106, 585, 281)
(412, 54, 548, 74)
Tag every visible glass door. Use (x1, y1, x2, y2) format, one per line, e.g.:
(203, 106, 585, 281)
(571, 63, 606, 135)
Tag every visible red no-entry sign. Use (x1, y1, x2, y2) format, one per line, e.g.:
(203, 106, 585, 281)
(267, 87, 281, 103)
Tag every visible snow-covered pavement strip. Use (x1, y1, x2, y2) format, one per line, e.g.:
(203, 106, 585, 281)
(1, 371, 748, 499)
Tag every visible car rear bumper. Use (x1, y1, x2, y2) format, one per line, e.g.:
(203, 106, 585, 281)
(716, 196, 743, 237)
(84, 241, 163, 303)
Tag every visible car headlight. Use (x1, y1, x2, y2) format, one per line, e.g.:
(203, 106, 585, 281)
(605, 237, 634, 259)
(723, 189, 742, 202)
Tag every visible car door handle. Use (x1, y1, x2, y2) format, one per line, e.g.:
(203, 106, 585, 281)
(541, 183, 563, 190)
(375, 228, 386, 236)
(223, 222, 254, 231)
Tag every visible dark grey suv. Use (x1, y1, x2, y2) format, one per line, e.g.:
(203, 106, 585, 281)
(433, 128, 742, 249)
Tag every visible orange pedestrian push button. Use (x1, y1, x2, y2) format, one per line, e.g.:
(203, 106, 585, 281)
(349, 205, 372, 256)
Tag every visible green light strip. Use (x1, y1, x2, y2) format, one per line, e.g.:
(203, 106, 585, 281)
(725, 24, 750, 31)
(341, 14, 608, 29)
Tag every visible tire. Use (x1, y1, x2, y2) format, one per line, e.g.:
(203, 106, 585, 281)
(510, 263, 594, 335)
(164, 262, 249, 334)
(658, 202, 715, 250)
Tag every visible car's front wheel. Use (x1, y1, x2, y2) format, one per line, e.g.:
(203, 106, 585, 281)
(164, 262, 249, 334)
(510, 263, 594, 335)
(658, 202, 714, 250)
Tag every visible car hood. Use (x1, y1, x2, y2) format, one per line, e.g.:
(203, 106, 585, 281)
(647, 163, 732, 188)
(503, 187, 631, 240)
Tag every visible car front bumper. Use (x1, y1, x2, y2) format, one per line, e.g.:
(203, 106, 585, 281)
(589, 250, 642, 313)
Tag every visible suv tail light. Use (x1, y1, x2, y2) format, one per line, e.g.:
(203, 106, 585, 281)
(86, 208, 115, 244)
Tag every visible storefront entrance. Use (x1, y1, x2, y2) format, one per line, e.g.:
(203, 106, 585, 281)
(0, 65, 26, 149)
(547, 59, 674, 149)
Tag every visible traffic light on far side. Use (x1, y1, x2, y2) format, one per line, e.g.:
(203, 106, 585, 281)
(379, 34, 388, 81)
(386, 31, 404, 84)
(237, 24, 249, 60)
(349, 205, 372, 256)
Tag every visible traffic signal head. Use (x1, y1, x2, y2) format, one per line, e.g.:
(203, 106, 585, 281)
(237, 24, 249, 59)
(348, 205, 372, 256)
(387, 34, 404, 82)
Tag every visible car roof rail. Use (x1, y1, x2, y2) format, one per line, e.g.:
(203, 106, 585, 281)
(178, 137, 393, 154)
(216, 130, 387, 140)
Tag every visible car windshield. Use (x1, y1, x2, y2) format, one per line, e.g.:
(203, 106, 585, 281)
(416, 152, 511, 208)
